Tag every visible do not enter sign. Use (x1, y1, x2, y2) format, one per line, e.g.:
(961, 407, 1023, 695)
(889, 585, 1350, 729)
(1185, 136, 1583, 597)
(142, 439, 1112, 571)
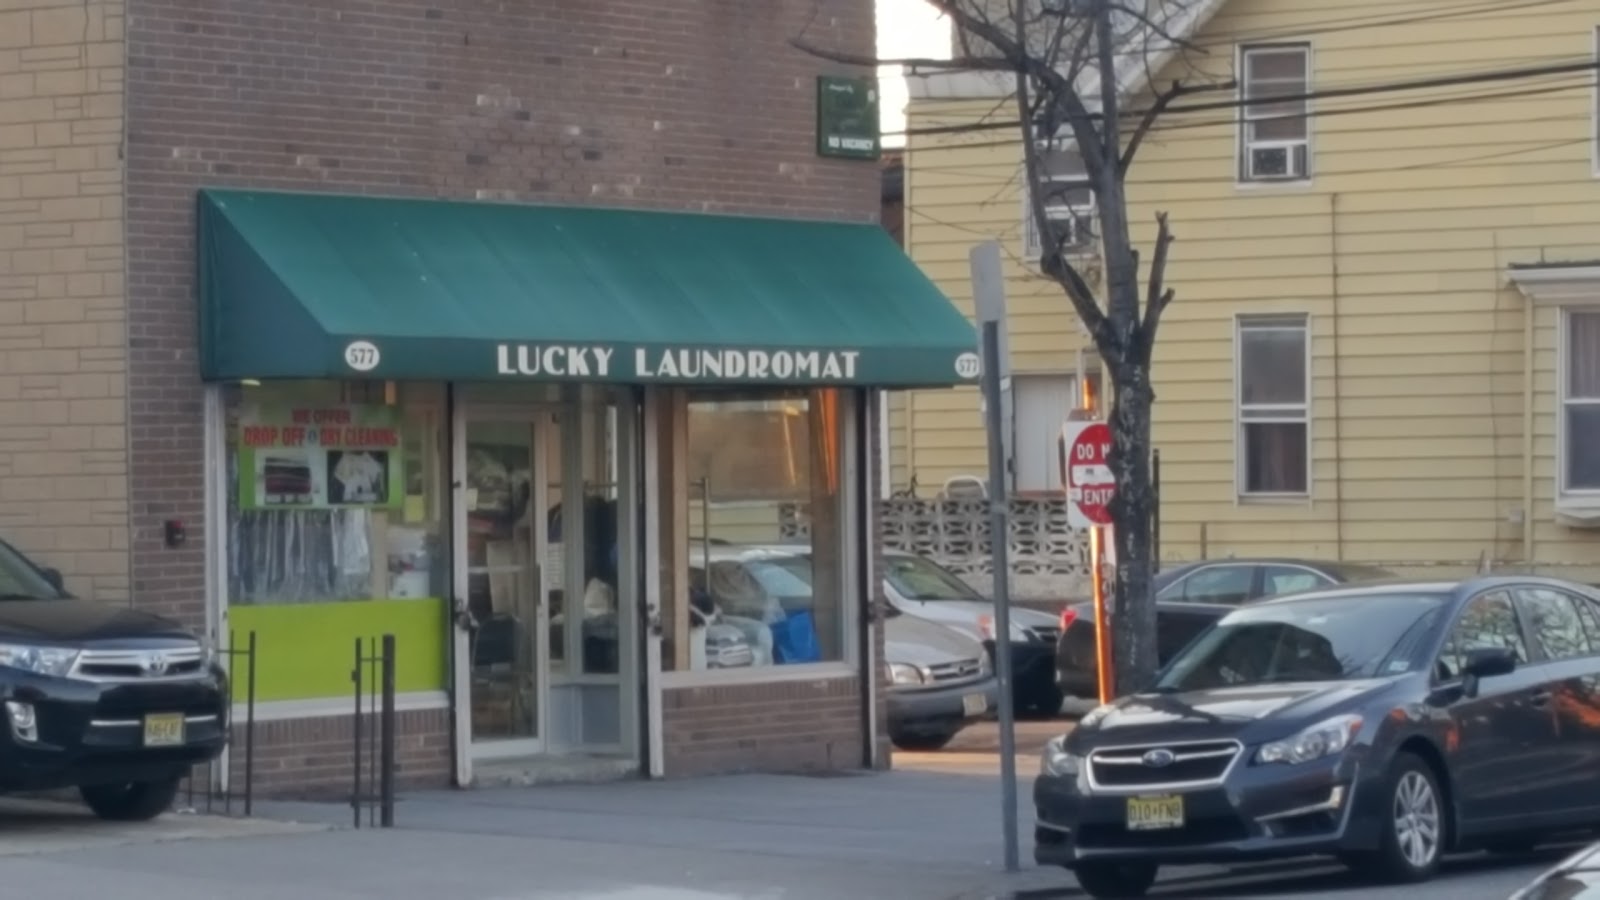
(1060, 421, 1114, 529)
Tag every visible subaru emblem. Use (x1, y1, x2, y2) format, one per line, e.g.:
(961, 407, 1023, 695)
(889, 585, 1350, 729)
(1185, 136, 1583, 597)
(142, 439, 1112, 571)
(1142, 748, 1176, 768)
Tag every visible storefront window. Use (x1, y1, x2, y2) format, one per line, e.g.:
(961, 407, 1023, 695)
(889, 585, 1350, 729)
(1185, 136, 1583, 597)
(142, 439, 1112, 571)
(223, 380, 450, 702)
(660, 388, 850, 674)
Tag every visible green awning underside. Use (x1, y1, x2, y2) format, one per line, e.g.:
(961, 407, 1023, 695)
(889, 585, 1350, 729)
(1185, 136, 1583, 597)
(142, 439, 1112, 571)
(197, 189, 978, 388)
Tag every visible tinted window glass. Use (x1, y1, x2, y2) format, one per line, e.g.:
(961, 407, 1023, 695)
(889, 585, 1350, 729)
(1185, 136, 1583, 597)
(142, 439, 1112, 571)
(1179, 566, 1253, 604)
(1438, 591, 1528, 681)
(1263, 565, 1330, 596)
(0, 540, 61, 600)
(1516, 587, 1598, 662)
(1156, 592, 1450, 691)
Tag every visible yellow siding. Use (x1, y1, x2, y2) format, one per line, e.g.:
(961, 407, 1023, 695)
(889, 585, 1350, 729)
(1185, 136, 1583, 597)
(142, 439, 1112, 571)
(902, 0, 1600, 577)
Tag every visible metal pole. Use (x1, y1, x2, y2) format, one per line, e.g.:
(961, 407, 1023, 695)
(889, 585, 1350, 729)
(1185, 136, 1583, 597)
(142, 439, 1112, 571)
(352, 637, 362, 829)
(981, 318, 1020, 872)
(380, 634, 396, 828)
(244, 630, 257, 816)
(1092, 526, 1113, 704)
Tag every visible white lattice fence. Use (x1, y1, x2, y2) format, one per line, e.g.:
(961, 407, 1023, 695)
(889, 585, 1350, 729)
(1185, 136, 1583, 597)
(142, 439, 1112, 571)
(779, 497, 1092, 601)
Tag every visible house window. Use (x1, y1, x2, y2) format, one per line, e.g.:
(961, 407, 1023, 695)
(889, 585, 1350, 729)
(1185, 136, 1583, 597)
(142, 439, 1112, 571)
(1564, 309, 1600, 493)
(1239, 44, 1310, 182)
(1023, 139, 1095, 257)
(1237, 314, 1309, 496)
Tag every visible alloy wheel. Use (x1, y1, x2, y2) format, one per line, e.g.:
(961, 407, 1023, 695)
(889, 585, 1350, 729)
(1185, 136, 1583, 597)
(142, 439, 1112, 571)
(1391, 769, 1441, 869)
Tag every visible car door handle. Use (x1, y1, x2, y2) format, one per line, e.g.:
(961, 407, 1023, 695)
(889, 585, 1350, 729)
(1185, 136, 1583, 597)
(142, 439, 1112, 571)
(1529, 689, 1553, 709)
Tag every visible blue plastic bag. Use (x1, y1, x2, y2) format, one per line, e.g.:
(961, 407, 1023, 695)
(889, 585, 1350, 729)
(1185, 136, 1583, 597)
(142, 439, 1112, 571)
(770, 610, 821, 664)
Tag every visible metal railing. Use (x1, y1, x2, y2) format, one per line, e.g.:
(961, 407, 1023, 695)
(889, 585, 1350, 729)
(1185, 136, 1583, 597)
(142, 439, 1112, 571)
(180, 629, 257, 816)
(350, 634, 396, 828)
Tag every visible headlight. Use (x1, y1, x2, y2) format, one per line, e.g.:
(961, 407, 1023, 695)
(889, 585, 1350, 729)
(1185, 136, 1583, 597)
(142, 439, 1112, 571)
(889, 663, 925, 686)
(199, 638, 218, 668)
(978, 652, 992, 676)
(1040, 735, 1080, 778)
(1256, 714, 1363, 765)
(977, 614, 1027, 643)
(0, 643, 80, 678)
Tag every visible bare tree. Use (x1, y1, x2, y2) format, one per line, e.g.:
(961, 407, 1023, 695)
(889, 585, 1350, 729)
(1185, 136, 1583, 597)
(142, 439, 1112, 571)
(798, 0, 1222, 695)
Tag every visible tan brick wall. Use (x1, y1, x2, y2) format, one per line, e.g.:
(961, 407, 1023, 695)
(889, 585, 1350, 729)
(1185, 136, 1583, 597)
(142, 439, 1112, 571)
(0, 0, 128, 600)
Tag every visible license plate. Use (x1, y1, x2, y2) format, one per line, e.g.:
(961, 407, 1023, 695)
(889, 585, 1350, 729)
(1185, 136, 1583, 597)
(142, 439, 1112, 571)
(1126, 794, 1184, 831)
(142, 713, 185, 748)
(961, 693, 987, 716)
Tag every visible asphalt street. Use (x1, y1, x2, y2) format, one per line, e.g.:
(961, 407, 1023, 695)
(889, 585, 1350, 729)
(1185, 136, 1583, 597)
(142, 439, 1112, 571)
(0, 718, 1566, 900)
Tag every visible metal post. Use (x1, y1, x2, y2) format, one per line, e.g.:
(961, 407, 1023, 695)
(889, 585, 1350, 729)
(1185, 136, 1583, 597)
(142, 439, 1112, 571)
(983, 318, 1020, 873)
(380, 634, 396, 828)
(244, 629, 256, 817)
(972, 240, 1019, 873)
(1151, 449, 1161, 574)
(351, 637, 362, 829)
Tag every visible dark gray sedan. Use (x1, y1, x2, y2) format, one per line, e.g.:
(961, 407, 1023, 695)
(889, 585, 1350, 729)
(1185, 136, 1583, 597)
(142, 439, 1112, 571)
(1055, 558, 1395, 701)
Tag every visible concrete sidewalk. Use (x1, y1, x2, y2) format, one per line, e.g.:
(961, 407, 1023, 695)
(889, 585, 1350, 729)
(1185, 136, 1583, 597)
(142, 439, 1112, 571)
(243, 769, 1071, 899)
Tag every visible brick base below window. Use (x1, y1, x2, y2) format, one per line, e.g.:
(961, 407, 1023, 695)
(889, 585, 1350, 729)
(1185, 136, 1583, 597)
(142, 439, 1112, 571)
(662, 677, 865, 776)
(227, 708, 452, 799)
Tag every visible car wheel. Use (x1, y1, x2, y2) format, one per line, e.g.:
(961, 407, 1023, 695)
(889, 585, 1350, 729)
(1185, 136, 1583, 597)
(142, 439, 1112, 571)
(1347, 753, 1445, 883)
(1072, 860, 1158, 899)
(80, 778, 180, 822)
(1019, 682, 1065, 719)
(889, 730, 958, 751)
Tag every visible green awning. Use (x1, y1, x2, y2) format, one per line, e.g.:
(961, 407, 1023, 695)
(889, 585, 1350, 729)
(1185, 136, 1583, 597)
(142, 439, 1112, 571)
(197, 189, 978, 387)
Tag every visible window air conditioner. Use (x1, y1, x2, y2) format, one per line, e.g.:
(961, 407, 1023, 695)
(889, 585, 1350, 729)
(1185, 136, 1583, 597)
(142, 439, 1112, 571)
(1248, 144, 1307, 180)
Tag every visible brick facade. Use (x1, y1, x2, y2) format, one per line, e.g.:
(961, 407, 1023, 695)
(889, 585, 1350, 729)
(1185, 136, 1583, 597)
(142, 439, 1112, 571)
(0, 0, 129, 601)
(229, 710, 451, 798)
(115, 0, 881, 792)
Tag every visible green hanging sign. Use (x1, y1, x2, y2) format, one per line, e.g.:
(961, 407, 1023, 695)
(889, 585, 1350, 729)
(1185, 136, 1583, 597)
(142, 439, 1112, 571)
(816, 75, 880, 161)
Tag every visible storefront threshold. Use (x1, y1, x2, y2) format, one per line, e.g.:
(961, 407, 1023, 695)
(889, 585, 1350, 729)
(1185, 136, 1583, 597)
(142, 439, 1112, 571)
(470, 753, 639, 788)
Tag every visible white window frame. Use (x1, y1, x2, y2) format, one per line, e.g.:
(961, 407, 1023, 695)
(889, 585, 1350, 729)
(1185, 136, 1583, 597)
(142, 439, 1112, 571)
(1236, 43, 1313, 186)
(1234, 313, 1311, 499)
(1559, 306, 1600, 499)
(1022, 137, 1096, 258)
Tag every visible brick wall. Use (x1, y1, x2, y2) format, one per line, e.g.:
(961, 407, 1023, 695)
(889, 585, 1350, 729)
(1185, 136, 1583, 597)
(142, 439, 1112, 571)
(222, 709, 451, 799)
(124, 0, 878, 629)
(0, 0, 129, 601)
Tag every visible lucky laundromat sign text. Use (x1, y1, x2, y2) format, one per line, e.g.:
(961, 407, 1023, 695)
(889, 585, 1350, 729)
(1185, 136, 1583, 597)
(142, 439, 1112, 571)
(494, 343, 864, 381)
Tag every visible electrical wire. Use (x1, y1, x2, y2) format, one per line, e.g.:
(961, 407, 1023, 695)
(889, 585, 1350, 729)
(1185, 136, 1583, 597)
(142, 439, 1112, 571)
(894, 55, 1600, 138)
(906, 76, 1595, 160)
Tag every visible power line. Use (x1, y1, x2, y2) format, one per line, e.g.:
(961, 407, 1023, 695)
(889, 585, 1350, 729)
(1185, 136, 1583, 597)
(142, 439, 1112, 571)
(895, 55, 1599, 139)
(906, 77, 1594, 159)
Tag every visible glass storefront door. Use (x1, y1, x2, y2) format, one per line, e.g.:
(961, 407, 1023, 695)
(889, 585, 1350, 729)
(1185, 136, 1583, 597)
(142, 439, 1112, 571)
(458, 414, 554, 757)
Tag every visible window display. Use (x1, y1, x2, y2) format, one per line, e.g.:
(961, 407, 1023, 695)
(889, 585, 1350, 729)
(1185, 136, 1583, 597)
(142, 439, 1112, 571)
(661, 388, 850, 674)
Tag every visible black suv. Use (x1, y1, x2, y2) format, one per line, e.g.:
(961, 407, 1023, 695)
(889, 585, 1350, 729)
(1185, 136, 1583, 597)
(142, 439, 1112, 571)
(0, 537, 227, 821)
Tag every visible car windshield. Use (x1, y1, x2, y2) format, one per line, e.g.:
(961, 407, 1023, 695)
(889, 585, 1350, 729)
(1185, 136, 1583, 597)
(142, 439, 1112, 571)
(739, 555, 814, 599)
(0, 540, 63, 601)
(885, 555, 981, 602)
(1155, 592, 1451, 691)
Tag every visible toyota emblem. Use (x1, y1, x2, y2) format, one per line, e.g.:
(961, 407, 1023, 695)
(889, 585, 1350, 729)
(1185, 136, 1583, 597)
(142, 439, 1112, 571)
(1141, 748, 1176, 768)
(141, 652, 170, 677)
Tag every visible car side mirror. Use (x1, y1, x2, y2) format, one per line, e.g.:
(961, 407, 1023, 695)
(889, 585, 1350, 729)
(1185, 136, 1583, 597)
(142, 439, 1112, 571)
(40, 567, 64, 593)
(1460, 646, 1516, 699)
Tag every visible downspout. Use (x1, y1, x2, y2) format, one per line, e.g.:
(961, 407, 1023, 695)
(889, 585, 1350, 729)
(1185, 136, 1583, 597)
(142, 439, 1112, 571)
(1521, 243, 1537, 571)
(1329, 195, 1346, 558)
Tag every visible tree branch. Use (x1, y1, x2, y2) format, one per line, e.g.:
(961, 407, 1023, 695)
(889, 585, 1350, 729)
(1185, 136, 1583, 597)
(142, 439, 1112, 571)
(1045, 253, 1119, 364)
(1119, 80, 1188, 173)
(1139, 211, 1176, 358)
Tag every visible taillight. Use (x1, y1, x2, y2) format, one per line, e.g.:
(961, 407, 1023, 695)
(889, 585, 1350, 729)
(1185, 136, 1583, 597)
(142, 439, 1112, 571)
(1060, 608, 1078, 630)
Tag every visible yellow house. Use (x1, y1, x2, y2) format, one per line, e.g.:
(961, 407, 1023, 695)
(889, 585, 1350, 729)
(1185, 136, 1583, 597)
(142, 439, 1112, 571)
(897, 0, 1600, 580)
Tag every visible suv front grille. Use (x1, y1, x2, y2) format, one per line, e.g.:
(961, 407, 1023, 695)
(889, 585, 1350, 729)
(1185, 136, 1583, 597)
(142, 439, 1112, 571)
(1087, 740, 1241, 789)
(927, 657, 984, 683)
(72, 645, 207, 682)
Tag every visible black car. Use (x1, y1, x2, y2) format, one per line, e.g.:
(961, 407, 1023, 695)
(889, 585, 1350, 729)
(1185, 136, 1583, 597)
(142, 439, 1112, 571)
(1055, 558, 1394, 700)
(0, 539, 228, 821)
(1034, 575, 1600, 898)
